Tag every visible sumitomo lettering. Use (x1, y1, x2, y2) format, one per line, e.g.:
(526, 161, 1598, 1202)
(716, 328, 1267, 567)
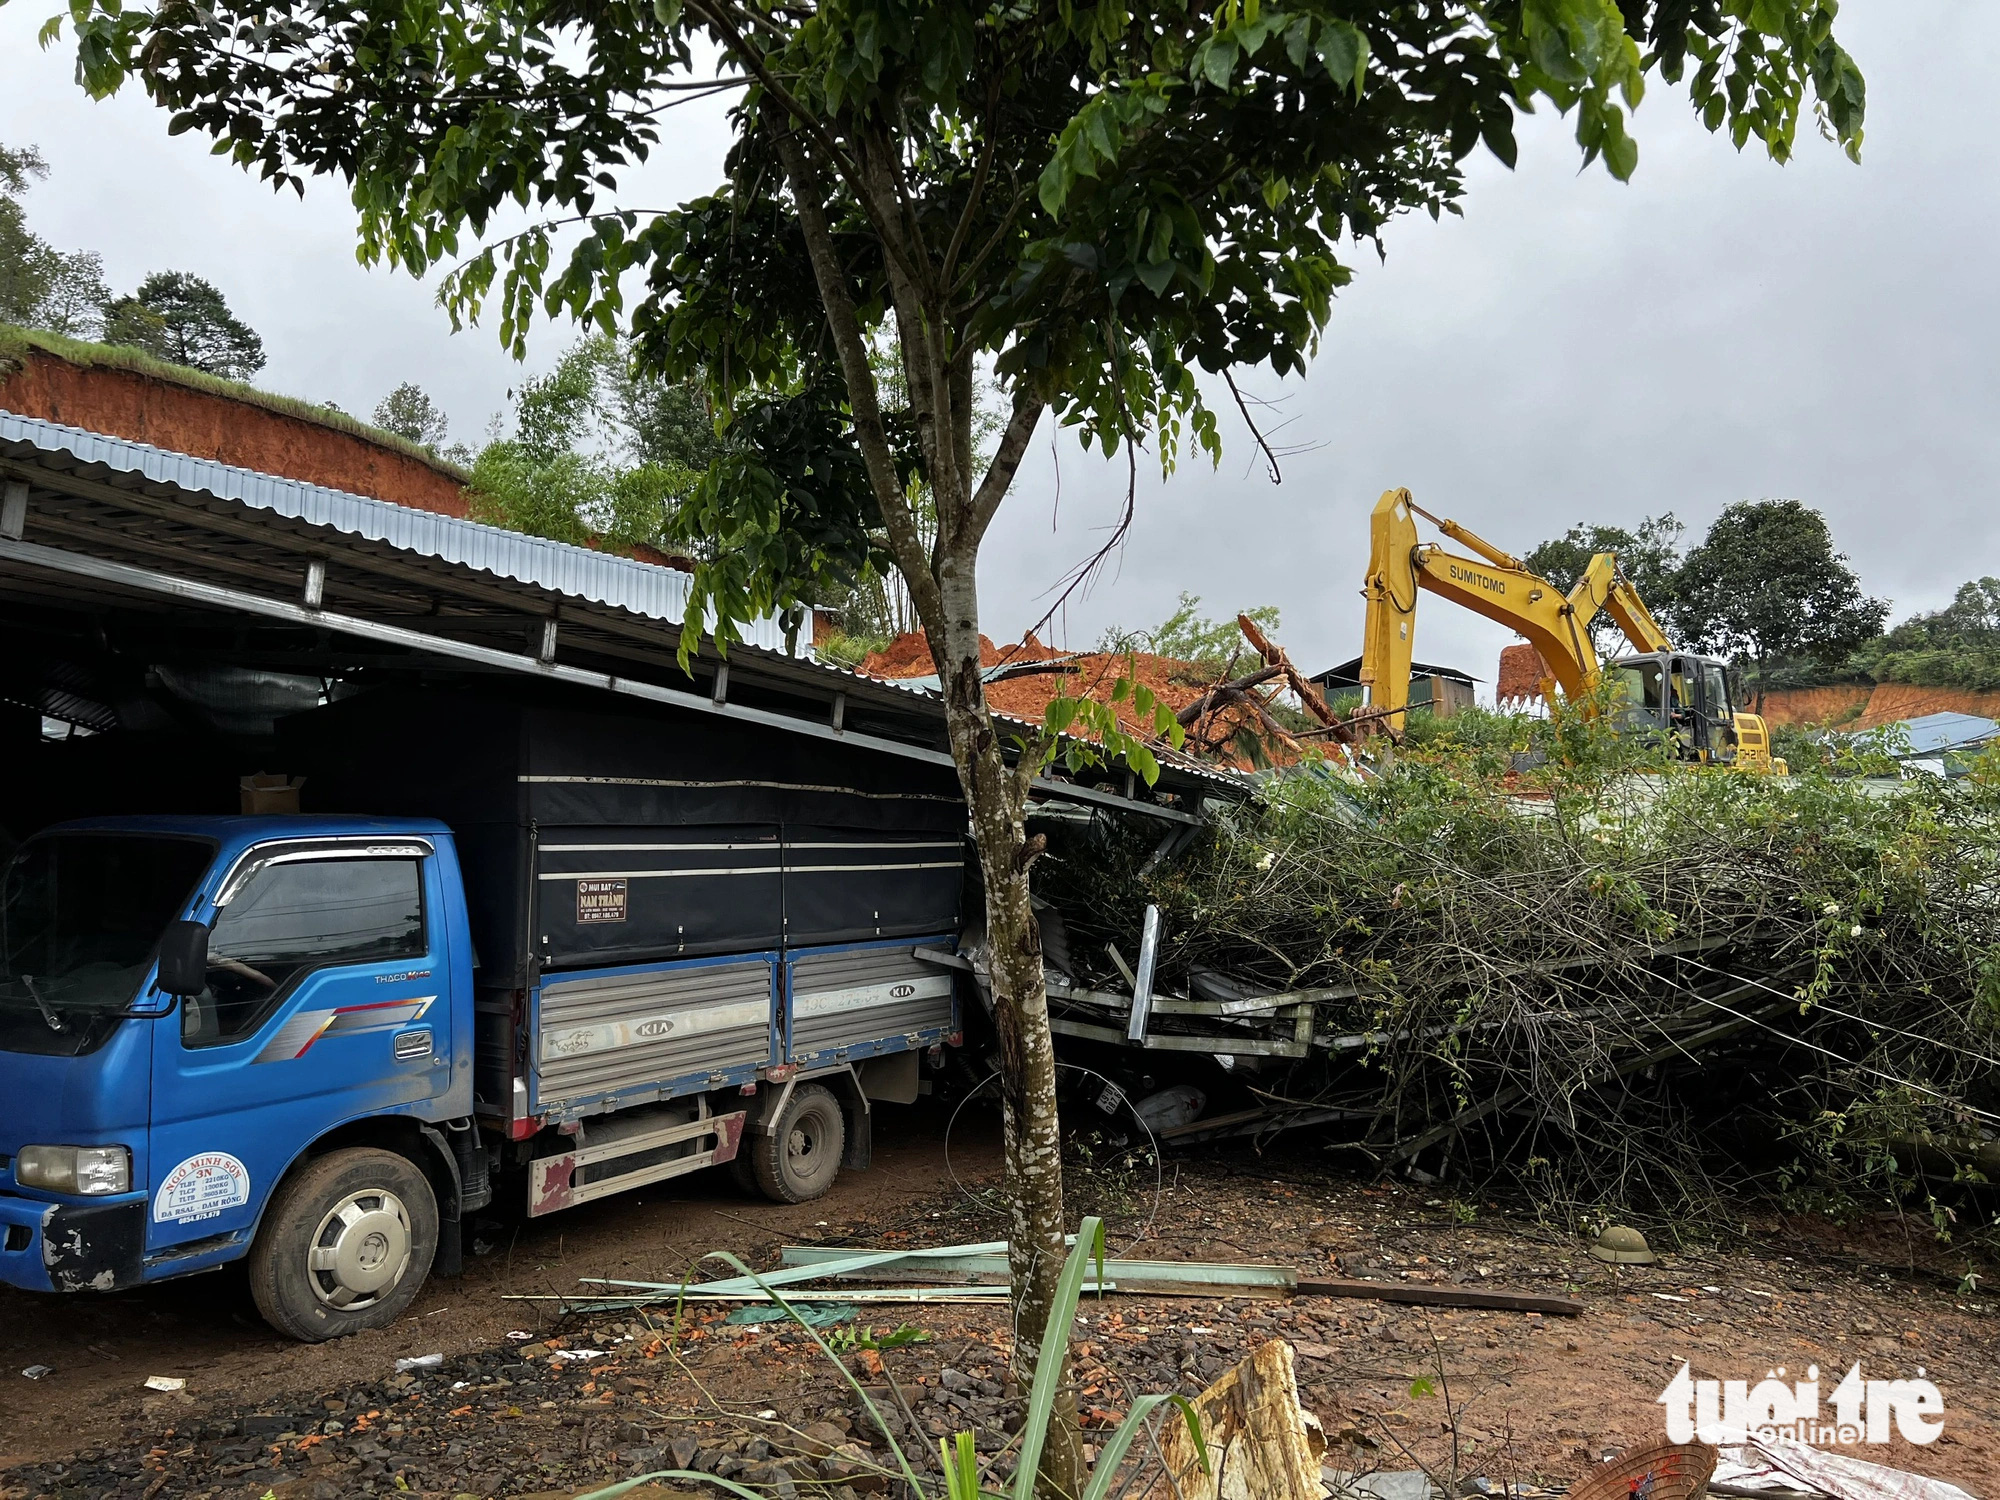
(1448, 562, 1507, 596)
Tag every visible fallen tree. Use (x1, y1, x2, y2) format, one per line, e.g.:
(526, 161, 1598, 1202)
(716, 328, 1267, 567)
(1035, 713, 2000, 1242)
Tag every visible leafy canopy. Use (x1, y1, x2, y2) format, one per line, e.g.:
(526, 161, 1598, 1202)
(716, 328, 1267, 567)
(468, 334, 714, 552)
(1853, 577, 2000, 693)
(102, 270, 266, 380)
(1100, 593, 1280, 674)
(0, 142, 112, 339)
(31, 0, 1868, 670)
(1676, 497, 1886, 672)
(372, 381, 451, 448)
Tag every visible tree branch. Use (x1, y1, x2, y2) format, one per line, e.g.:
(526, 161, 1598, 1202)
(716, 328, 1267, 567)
(1224, 369, 1284, 484)
(768, 128, 944, 634)
(684, 0, 923, 292)
(966, 390, 1045, 548)
(940, 80, 1002, 292)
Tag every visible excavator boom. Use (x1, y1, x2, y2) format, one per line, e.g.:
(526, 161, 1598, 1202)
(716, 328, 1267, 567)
(1569, 553, 1673, 654)
(1361, 489, 1598, 727)
(1355, 487, 1785, 773)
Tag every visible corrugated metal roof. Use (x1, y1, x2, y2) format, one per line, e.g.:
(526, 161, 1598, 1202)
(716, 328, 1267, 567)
(0, 409, 799, 653)
(1881, 711, 2000, 756)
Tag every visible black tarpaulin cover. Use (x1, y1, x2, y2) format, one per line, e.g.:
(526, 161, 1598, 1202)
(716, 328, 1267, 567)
(280, 684, 966, 982)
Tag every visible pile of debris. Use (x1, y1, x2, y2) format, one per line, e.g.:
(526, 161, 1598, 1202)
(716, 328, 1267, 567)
(853, 624, 1349, 769)
(1028, 723, 2000, 1234)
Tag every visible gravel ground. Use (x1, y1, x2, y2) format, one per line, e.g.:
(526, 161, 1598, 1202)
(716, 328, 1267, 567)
(3, 1142, 1994, 1500)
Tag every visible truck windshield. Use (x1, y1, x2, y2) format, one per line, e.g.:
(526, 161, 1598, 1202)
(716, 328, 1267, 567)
(0, 834, 215, 1053)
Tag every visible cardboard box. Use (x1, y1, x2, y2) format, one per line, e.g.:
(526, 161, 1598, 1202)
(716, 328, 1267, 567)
(240, 773, 306, 815)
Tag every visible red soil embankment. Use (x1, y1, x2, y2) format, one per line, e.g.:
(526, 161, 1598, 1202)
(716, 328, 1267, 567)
(1753, 685, 1874, 726)
(1758, 682, 2000, 729)
(1, 348, 470, 516)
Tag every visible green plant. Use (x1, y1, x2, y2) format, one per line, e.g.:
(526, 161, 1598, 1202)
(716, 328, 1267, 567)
(827, 1322, 930, 1353)
(1851, 578, 2000, 692)
(816, 630, 893, 671)
(1099, 594, 1282, 675)
(1035, 707, 2000, 1242)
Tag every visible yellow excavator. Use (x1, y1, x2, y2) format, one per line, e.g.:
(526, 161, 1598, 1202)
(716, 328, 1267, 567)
(1359, 488, 1785, 772)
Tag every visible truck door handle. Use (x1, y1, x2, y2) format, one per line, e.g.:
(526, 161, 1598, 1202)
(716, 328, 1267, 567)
(394, 1028, 434, 1061)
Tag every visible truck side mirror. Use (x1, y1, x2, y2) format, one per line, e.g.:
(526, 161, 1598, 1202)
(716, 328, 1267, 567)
(156, 921, 210, 996)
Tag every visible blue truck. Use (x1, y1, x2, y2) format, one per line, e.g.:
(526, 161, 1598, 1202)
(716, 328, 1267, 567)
(0, 685, 966, 1339)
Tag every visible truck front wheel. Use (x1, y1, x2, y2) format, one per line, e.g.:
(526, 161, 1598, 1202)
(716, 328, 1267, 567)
(749, 1083, 845, 1203)
(248, 1148, 438, 1341)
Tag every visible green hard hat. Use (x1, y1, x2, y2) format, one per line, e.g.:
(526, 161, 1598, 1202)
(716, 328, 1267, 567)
(1589, 1225, 1658, 1264)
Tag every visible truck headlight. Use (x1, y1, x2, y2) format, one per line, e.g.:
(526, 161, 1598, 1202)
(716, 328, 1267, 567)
(16, 1145, 132, 1195)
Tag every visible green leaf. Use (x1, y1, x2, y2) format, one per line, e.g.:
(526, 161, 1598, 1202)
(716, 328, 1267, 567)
(1081, 1395, 1208, 1500)
(1602, 120, 1638, 181)
(1199, 36, 1238, 89)
(1134, 257, 1175, 296)
(1314, 20, 1368, 94)
(941, 1432, 981, 1500)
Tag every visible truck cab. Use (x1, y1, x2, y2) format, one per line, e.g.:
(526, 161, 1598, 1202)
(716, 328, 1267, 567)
(0, 815, 477, 1336)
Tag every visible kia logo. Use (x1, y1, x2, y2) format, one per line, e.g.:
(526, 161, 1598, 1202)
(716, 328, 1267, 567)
(636, 1018, 675, 1039)
(890, 983, 916, 999)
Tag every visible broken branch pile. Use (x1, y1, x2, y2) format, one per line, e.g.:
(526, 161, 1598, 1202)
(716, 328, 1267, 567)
(1034, 722, 2000, 1234)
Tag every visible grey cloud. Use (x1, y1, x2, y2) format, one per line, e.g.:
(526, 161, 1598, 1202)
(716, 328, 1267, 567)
(5, 4, 1992, 691)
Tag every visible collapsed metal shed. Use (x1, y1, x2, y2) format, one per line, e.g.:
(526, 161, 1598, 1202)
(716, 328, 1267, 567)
(0, 411, 1238, 842)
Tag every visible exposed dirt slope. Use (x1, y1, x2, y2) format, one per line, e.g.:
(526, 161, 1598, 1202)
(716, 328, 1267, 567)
(857, 630, 1290, 766)
(1757, 683, 2000, 730)
(0, 333, 470, 515)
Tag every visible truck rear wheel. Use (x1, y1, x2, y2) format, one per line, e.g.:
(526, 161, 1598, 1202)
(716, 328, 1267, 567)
(750, 1083, 844, 1203)
(727, 1145, 760, 1195)
(248, 1147, 438, 1342)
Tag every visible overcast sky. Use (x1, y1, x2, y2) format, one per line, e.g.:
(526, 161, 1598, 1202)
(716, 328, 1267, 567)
(4, 4, 1994, 691)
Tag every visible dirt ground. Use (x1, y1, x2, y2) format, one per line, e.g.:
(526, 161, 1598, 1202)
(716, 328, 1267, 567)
(2, 1105, 1995, 1500)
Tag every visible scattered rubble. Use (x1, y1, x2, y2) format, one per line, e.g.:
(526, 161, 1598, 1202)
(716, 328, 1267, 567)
(3, 1153, 1993, 1500)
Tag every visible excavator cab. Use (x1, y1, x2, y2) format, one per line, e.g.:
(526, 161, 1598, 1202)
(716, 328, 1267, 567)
(1604, 651, 1742, 764)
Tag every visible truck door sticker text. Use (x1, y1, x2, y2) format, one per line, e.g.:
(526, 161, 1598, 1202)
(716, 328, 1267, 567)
(154, 1152, 250, 1225)
(577, 878, 628, 923)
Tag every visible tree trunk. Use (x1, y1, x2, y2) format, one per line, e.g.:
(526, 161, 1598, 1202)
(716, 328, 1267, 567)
(766, 123, 1079, 1498)
(935, 560, 1084, 1500)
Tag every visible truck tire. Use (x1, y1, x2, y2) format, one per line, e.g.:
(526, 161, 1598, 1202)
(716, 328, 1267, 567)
(727, 1145, 760, 1195)
(749, 1084, 845, 1203)
(248, 1147, 438, 1342)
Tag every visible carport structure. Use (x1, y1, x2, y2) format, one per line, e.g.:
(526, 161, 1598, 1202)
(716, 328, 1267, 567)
(0, 412, 1230, 826)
